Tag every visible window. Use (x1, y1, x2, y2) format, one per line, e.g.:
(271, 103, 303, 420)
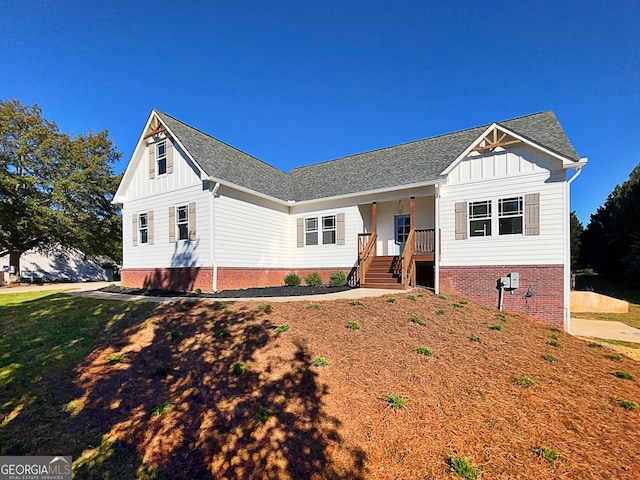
(322, 215, 336, 244)
(469, 200, 492, 237)
(395, 215, 411, 244)
(305, 217, 318, 245)
(139, 213, 148, 244)
(498, 196, 523, 235)
(156, 140, 167, 175)
(176, 205, 188, 240)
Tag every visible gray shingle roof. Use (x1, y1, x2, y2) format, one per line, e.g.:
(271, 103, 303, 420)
(156, 110, 579, 203)
(156, 111, 291, 200)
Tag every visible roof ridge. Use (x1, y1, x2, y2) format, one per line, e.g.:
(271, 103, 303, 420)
(155, 110, 289, 175)
(290, 111, 553, 173)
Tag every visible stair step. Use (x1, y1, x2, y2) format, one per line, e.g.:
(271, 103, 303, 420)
(361, 283, 407, 290)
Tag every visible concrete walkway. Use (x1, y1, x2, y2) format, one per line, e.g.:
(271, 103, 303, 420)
(571, 318, 640, 344)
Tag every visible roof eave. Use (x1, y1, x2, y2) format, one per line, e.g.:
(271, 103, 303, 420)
(289, 178, 447, 206)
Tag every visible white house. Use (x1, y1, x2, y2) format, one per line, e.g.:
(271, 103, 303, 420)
(113, 110, 586, 329)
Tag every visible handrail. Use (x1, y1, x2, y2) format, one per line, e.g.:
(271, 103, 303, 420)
(401, 229, 416, 287)
(358, 232, 377, 285)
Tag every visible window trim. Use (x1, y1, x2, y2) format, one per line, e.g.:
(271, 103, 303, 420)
(156, 140, 167, 176)
(305, 217, 318, 246)
(498, 196, 524, 235)
(176, 205, 189, 241)
(322, 214, 337, 245)
(467, 195, 527, 239)
(468, 200, 492, 238)
(138, 212, 149, 244)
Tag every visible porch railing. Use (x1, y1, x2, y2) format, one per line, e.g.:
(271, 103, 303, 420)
(358, 232, 377, 286)
(415, 228, 435, 254)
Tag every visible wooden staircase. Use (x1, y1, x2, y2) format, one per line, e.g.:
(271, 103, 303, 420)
(361, 255, 405, 289)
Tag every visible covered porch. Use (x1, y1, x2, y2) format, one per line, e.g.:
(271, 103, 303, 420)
(357, 195, 436, 289)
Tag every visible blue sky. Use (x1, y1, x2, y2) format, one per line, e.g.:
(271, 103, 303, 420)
(1, 0, 638, 224)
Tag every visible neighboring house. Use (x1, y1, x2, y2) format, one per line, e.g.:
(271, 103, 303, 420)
(113, 110, 586, 329)
(0, 246, 111, 283)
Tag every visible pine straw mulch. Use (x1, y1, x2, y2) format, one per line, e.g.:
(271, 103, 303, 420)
(63, 291, 640, 479)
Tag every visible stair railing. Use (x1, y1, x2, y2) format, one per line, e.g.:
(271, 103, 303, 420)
(358, 233, 377, 286)
(401, 229, 416, 287)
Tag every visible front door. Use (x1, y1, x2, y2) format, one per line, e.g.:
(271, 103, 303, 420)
(394, 215, 410, 255)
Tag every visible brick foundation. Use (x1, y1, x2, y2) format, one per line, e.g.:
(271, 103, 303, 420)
(121, 266, 355, 292)
(439, 264, 565, 328)
(217, 267, 354, 290)
(121, 267, 214, 292)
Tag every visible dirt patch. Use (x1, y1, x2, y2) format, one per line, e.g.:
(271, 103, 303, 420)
(6, 291, 640, 479)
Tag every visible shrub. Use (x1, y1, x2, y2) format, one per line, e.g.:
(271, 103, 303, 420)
(257, 303, 272, 314)
(151, 402, 171, 416)
(513, 376, 536, 387)
(534, 446, 560, 463)
(614, 397, 638, 411)
(305, 271, 323, 287)
(543, 354, 556, 362)
(381, 393, 408, 410)
(349, 300, 363, 306)
(436, 308, 446, 315)
(548, 339, 563, 348)
(409, 315, 426, 326)
(253, 408, 272, 425)
(274, 323, 289, 333)
(453, 303, 464, 308)
(437, 294, 446, 300)
(386, 297, 397, 303)
(232, 362, 246, 375)
(496, 313, 507, 322)
(306, 303, 321, 309)
(213, 302, 228, 310)
(329, 270, 347, 287)
(215, 329, 230, 339)
(346, 321, 361, 330)
(312, 356, 329, 367)
(284, 272, 301, 286)
(415, 347, 433, 356)
(406, 294, 417, 301)
(106, 353, 124, 365)
(612, 370, 634, 380)
(490, 324, 503, 331)
(166, 330, 178, 340)
(449, 456, 481, 479)
(469, 335, 482, 343)
(194, 288, 202, 295)
(605, 353, 621, 362)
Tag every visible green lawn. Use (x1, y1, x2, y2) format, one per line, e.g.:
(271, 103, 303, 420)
(0, 291, 156, 460)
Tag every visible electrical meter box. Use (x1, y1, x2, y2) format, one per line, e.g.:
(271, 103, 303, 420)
(509, 272, 520, 289)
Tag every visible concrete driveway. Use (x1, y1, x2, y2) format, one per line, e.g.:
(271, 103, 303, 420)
(0, 281, 118, 295)
(571, 318, 640, 343)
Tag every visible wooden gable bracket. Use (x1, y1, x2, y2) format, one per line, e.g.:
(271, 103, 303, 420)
(144, 115, 167, 139)
(471, 127, 522, 153)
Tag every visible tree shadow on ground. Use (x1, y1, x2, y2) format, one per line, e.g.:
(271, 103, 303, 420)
(67, 300, 366, 479)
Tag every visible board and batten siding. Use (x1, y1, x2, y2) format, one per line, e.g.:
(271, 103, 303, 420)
(122, 184, 211, 269)
(289, 203, 364, 269)
(120, 137, 203, 202)
(440, 144, 567, 267)
(213, 186, 290, 268)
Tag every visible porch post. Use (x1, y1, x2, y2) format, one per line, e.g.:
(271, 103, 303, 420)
(372, 202, 377, 234)
(410, 196, 415, 230)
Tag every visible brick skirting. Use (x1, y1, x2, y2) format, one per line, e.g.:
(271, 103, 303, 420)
(439, 264, 565, 328)
(121, 266, 354, 292)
